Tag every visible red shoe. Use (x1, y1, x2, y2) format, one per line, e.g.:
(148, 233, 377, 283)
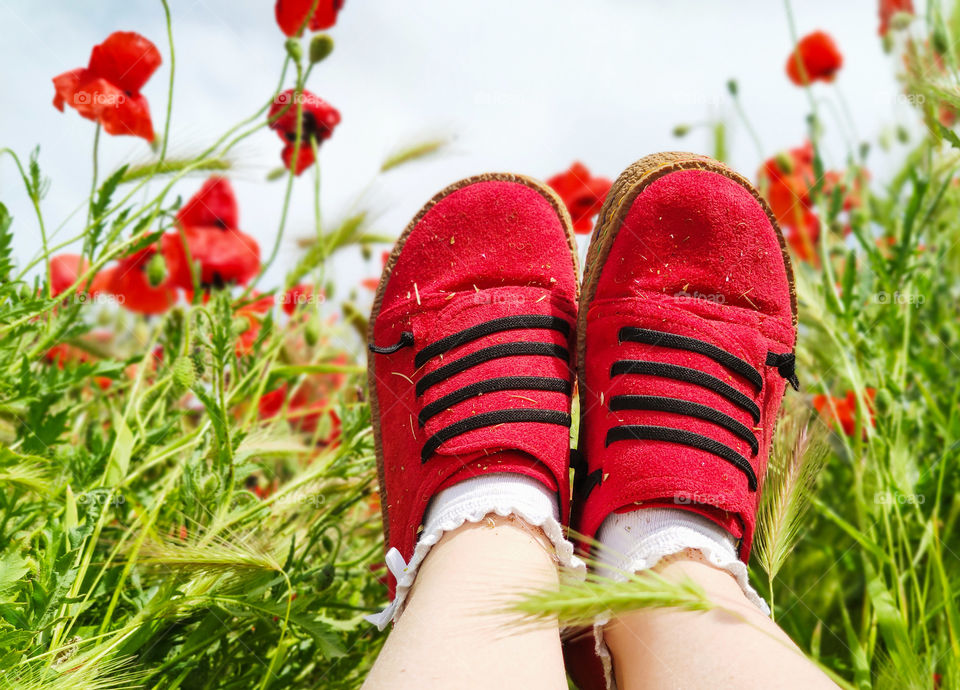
(575, 152, 798, 562)
(367, 173, 579, 619)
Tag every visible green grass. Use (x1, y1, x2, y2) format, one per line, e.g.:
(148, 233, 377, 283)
(1, 2, 960, 688)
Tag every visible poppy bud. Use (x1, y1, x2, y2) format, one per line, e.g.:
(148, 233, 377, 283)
(190, 347, 206, 377)
(309, 34, 334, 64)
(726, 79, 738, 97)
(200, 474, 220, 496)
(672, 124, 691, 137)
(146, 252, 167, 288)
(873, 388, 893, 415)
(232, 316, 251, 337)
(879, 129, 893, 151)
(360, 243, 372, 260)
(895, 125, 910, 144)
(933, 27, 949, 57)
(172, 355, 196, 391)
(774, 151, 794, 174)
(285, 38, 303, 63)
(304, 315, 321, 346)
(882, 32, 895, 54)
(316, 563, 335, 591)
(889, 12, 914, 31)
(266, 167, 287, 181)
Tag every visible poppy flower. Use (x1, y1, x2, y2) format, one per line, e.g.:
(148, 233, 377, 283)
(758, 142, 867, 263)
(758, 143, 822, 262)
(45, 332, 114, 390)
(813, 388, 876, 437)
(164, 177, 261, 288)
(95, 247, 178, 314)
(267, 90, 341, 176)
(235, 294, 275, 355)
(281, 283, 323, 315)
(275, 0, 344, 37)
(546, 162, 612, 234)
(176, 176, 238, 229)
(879, 0, 914, 36)
(52, 32, 161, 141)
(259, 381, 341, 442)
(50, 254, 89, 296)
(786, 31, 843, 86)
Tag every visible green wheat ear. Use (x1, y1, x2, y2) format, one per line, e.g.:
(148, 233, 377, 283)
(508, 571, 713, 629)
(755, 406, 828, 594)
(3, 653, 144, 690)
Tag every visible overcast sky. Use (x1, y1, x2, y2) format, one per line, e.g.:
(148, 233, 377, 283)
(0, 0, 920, 296)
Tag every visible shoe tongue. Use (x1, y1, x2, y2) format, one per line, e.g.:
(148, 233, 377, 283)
(435, 451, 559, 494)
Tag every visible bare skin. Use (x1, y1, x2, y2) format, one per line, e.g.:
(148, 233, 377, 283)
(365, 518, 837, 689)
(604, 552, 839, 690)
(363, 515, 566, 690)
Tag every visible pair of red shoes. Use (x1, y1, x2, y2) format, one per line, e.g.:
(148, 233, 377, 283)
(367, 152, 798, 634)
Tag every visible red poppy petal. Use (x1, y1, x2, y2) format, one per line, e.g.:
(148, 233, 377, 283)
(259, 385, 288, 418)
(786, 31, 843, 86)
(275, 0, 312, 37)
(879, 0, 914, 36)
(174, 226, 261, 286)
(177, 176, 239, 229)
(52, 68, 85, 112)
(50, 254, 89, 296)
(268, 90, 340, 143)
(88, 31, 162, 93)
(93, 86, 156, 141)
(309, 0, 344, 30)
(282, 143, 317, 176)
(107, 249, 177, 314)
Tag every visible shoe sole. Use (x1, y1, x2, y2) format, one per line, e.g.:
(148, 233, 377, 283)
(368, 172, 581, 548)
(577, 151, 798, 405)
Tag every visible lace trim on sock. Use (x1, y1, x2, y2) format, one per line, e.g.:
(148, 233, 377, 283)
(365, 473, 585, 630)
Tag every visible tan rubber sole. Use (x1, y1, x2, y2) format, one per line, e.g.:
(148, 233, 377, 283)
(576, 152, 798, 402)
(367, 172, 580, 548)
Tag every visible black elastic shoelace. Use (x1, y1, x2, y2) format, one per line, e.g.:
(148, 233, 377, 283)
(607, 327, 798, 492)
(370, 314, 573, 463)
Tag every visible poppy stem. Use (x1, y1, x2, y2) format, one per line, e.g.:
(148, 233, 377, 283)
(312, 135, 322, 241)
(86, 124, 101, 233)
(158, 0, 175, 168)
(253, 64, 306, 294)
(728, 88, 765, 160)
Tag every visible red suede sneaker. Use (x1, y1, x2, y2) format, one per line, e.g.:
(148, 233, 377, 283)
(574, 152, 798, 563)
(367, 173, 579, 618)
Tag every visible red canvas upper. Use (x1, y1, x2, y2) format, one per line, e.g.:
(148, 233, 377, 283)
(368, 176, 578, 597)
(576, 165, 797, 562)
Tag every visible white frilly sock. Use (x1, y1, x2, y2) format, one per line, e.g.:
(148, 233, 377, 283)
(591, 508, 768, 689)
(365, 473, 585, 630)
